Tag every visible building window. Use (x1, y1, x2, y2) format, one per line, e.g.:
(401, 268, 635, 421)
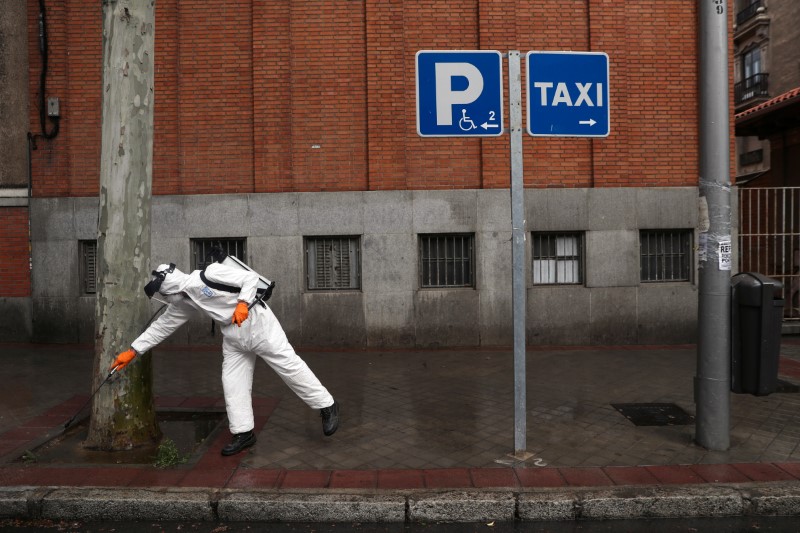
(191, 238, 246, 271)
(640, 230, 692, 282)
(80, 240, 97, 294)
(305, 236, 361, 290)
(419, 234, 475, 288)
(532, 232, 583, 285)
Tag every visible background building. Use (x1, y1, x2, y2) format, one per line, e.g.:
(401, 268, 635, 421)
(1, 0, 732, 347)
(734, 0, 800, 328)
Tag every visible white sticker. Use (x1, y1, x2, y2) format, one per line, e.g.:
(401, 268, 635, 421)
(718, 238, 732, 271)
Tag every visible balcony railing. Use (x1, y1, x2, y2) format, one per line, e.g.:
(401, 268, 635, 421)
(735, 73, 769, 105)
(737, 0, 763, 26)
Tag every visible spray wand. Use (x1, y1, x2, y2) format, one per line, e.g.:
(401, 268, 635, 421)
(63, 300, 167, 429)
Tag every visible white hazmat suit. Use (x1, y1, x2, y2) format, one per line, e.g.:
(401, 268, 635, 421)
(129, 262, 335, 435)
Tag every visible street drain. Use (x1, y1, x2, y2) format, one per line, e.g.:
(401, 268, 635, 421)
(17, 410, 225, 466)
(611, 403, 695, 427)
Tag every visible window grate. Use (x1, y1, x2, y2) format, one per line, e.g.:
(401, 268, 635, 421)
(306, 236, 361, 290)
(81, 240, 97, 294)
(640, 230, 692, 282)
(191, 238, 247, 271)
(532, 232, 583, 285)
(419, 234, 475, 288)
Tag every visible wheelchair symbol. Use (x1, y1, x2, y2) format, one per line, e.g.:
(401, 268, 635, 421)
(458, 109, 477, 131)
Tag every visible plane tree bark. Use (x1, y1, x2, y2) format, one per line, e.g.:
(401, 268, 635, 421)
(84, 0, 159, 450)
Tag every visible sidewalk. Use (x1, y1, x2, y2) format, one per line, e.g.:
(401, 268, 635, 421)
(1, 339, 800, 523)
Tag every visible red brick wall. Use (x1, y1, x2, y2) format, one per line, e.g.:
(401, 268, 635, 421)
(0, 208, 31, 297)
(26, 0, 715, 196)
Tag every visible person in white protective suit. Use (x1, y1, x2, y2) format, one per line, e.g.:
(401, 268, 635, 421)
(110, 260, 339, 456)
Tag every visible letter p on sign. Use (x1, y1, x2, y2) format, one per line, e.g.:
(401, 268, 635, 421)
(434, 63, 484, 126)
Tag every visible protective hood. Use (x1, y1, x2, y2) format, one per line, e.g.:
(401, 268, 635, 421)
(154, 263, 190, 295)
(144, 263, 191, 298)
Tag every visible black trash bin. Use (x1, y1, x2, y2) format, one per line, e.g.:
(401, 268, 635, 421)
(731, 272, 785, 395)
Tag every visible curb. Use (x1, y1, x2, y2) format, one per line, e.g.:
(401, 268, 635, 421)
(3, 482, 800, 523)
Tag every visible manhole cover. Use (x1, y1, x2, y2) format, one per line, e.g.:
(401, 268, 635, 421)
(611, 403, 694, 427)
(776, 379, 800, 393)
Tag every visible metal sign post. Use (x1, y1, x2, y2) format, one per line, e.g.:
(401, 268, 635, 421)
(415, 49, 609, 458)
(508, 51, 529, 458)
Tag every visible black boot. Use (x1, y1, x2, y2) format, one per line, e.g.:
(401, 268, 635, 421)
(221, 430, 256, 456)
(320, 401, 339, 436)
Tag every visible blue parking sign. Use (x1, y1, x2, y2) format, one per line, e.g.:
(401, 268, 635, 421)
(526, 51, 610, 137)
(416, 50, 504, 137)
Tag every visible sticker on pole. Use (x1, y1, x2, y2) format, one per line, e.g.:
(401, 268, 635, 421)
(719, 238, 732, 271)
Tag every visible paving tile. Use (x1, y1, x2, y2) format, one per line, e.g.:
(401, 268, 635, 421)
(16, 466, 94, 487)
(731, 462, 797, 482)
(280, 470, 331, 489)
(377, 469, 425, 489)
(329, 470, 377, 489)
(179, 467, 235, 488)
(72, 467, 140, 487)
(515, 467, 566, 487)
(603, 466, 660, 485)
(154, 397, 185, 408)
(558, 467, 614, 487)
(179, 397, 219, 409)
(1, 427, 47, 442)
(128, 468, 188, 487)
(774, 463, 800, 479)
(226, 468, 283, 489)
(470, 468, 518, 488)
(644, 465, 706, 484)
(690, 464, 751, 483)
(423, 468, 473, 489)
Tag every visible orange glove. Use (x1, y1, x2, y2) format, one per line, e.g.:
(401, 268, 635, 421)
(232, 301, 249, 327)
(109, 349, 137, 373)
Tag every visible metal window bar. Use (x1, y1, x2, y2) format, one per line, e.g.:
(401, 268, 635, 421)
(419, 234, 474, 288)
(738, 187, 800, 321)
(307, 237, 360, 290)
(640, 230, 691, 282)
(191, 238, 246, 271)
(532, 233, 583, 285)
(81, 240, 97, 294)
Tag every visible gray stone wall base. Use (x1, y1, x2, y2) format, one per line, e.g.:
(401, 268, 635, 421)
(15, 188, 709, 346)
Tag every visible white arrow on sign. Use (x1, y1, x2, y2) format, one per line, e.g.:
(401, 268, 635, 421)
(579, 119, 597, 126)
(481, 122, 500, 130)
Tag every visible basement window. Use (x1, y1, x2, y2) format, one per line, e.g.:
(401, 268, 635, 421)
(191, 238, 247, 271)
(640, 230, 692, 282)
(80, 240, 98, 294)
(532, 232, 583, 285)
(305, 236, 361, 291)
(419, 234, 475, 288)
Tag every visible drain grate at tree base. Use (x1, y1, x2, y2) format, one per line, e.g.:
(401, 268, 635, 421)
(611, 403, 695, 427)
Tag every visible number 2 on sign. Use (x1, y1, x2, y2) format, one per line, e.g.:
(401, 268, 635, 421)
(714, 0, 724, 15)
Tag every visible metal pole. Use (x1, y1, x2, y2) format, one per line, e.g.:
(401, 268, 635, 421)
(696, 0, 731, 451)
(508, 50, 527, 456)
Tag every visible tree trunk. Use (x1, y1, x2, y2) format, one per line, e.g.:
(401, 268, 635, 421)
(85, 0, 159, 450)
